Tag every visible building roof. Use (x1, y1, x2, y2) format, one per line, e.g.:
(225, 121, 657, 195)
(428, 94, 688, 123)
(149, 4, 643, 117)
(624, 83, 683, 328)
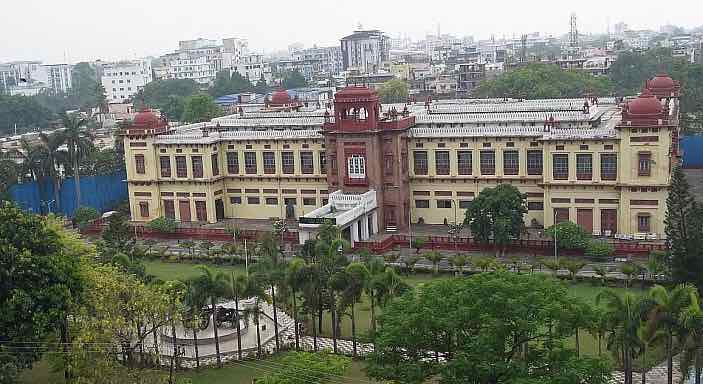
(270, 89, 292, 105)
(626, 89, 663, 116)
(341, 30, 385, 41)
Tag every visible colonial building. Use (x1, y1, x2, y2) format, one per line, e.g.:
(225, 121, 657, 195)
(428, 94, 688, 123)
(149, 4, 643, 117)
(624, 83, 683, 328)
(124, 73, 680, 244)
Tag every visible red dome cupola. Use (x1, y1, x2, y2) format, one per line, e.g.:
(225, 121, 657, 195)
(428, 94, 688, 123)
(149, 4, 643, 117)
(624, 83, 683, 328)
(646, 73, 680, 98)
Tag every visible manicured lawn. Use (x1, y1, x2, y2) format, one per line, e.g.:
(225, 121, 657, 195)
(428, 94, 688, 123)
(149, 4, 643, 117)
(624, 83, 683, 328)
(143, 259, 247, 281)
(178, 355, 376, 384)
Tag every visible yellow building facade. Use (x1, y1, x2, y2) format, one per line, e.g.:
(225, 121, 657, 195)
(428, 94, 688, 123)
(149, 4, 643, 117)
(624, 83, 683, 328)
(124, 74, 680, 239)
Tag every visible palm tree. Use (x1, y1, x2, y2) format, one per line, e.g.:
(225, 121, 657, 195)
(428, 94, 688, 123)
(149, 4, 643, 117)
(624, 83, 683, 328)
(593, 265, 609, 286)
(637, 320, 665, 384)
(597, 291, 651, 384)
(192, 265, 227, 368)
(474, 256, 496, 272)
(680, 299, 703, 384)
(402, 254, 421, 275)
(224, 272, 249, 360)
(38, 131, 67, 213)
(364, 256, 386, 338)
(255, 232, 285, 352)
(342, 262, 369, 357)
(560, 259, 586, 282)
(246, 272, 269, 358)
(182, 280, 205, 370)
(449, 254, 468, 276)
(285, 258, 306, 351)
(424, 251, 443, 275)
(648, 284, 698, 384)
(543, 259, 561, 277)
(61, 112, 93, 209)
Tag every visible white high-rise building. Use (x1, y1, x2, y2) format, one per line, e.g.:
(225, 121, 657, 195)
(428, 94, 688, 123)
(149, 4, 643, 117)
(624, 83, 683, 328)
(340, 29, 390, 74)
(43, 64, 72, 94)
(157, 37, 249, 85)
(101, 59, 153, 104)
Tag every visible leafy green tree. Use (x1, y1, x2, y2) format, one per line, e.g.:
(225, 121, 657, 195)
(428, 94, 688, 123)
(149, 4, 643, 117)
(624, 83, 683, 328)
(341, 262, 369, 357)
(545, 221, 589, 250)
(368, 272, 611, 384)
(0, 94, 54, 134)
(61, 112, 93, 207)
(286, 258, 306, 350)
(680, 300, 703, 384)
(0, 205, 82, 383)
(464, 184, 527, 256)
(224, 272, 251, 360)
(70, 62, 100, 109)
(255, 352, 351, 384)
(282, 70, 307, 89)
(424, 250, 443, 275)
(560, 258, 587, 282)
(252, 232, 285, 352)
(101, 212, 135, 254)
(665, 166, 703, 291)
(181, 94, 222, 123)
(254, 74, 269, 94)
(449, 254, 468, 276)
(402, 253, 422, 274)
(210, 70, 252, 97)
(474, 63, 614, 99)
(137, 79, 199, 119)
(377, 79, 409, 103)
(648, 284, 698, 384)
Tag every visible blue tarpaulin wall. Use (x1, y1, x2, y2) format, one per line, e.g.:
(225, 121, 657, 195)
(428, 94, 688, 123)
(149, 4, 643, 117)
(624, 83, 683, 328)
(9, 171, 127, 216)
(682, 136, 703, 169)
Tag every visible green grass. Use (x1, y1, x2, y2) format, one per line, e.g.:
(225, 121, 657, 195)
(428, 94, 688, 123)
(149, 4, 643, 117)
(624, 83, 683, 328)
(178, 355, 376, 384)
(143, 260, 247, 281)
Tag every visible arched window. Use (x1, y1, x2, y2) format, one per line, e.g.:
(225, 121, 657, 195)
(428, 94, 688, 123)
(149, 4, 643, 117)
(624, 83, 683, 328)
(347, 154, 366, 179)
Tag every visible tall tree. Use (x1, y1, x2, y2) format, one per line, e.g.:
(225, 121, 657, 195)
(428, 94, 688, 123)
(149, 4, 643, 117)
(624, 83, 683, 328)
(648, 284, 698, 384)
(38, 131, 67, 212)
(464, 184, 527, 255)
(286, 257, 306, 351)
(61, 112, 93, 208)
(224, 272, 250, 360)
(0, 94, 54, 134)
(210, 70, 252, 98)
(0, 205, 82, 384)
(665, 166, 703, 291)
(254, 232, 285, 352)
(70, 62, 100, 109)
(192, 265, 227, 368)
(680, 298, 703, 384)
(181, 94, 222, 123)
(377, 79, 409, 103)
(282, 71, 307, 89)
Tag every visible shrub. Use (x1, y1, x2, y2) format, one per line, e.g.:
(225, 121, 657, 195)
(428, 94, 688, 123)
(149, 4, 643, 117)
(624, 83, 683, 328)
(146, 216, 177, 233)
(544, 221, 588, 250)
(584, 240, 615, 261)
(73, 206, 99, 229)
(412, 237, 427, 253)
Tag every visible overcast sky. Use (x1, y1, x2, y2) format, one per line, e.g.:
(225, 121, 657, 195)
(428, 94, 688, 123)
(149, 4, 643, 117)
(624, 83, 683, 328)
(2, 0, 701, 63)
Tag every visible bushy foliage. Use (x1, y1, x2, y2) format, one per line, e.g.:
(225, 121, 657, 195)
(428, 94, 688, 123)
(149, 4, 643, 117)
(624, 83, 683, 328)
(474, 63, 614, 99)
(146, 216, 177, 233)
(584, 240, 615, 260)
(377, 79, 409, 103)
(545, 221, 589, 250)
(73, 206, 99, 229)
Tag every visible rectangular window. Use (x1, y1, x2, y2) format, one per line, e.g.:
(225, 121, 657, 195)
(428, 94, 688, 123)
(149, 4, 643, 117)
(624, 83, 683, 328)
(226, 152, 239, 174)
(457, 150, 472, 175)
(384, 154, 394, 176)
(413, 151, 428, 175)
(435, 150, 450, 175)
(163, 200, 175, 219)
(319, 151, 326, 174)
(503, 150, 519, 175)
(160, 156, 171, 177)
(528, 201, 544, 210)
(638, 214, 651, 232)
(303, 197, 316, 206)
(176, 156, 187, 177)
(300, 151, 314, 174)
(480, 151, 495, 175)
(553, 154, 569, 180)
(263, 152, 276, 174)
(576, 154, 592, 180)
(265, 197, 278, 205)
(195, 201, 207, 221)
(134, 154, 145, 174)
(211, 153, 219, 176)
(415, 199, 430, 208)
(247, 196, 260, 205)
(436, 199, 452, 209)
(329, 155, 337, 175)
(244, 152, 257, 174)
(600, 154, 617, 180)
(191, 156, 203, 178)
(638, 153, 651, 176)
(284, 197, 297, 206)
(459, 200, 472, 209)
(229, 196, 242, 204)
(282, 151, 295, 174)
(139, 201, 149, 217)
(527, 150, 543, 175)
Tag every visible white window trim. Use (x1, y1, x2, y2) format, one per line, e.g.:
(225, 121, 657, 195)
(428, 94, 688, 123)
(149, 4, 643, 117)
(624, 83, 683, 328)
(347, 154, 366, 179)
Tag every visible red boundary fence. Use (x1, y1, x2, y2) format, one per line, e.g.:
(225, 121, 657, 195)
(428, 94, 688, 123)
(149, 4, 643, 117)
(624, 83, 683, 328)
(82, 220, 665, 256)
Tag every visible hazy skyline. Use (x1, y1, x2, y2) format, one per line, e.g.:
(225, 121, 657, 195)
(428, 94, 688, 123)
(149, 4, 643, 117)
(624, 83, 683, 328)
(2, 0, 701, 64)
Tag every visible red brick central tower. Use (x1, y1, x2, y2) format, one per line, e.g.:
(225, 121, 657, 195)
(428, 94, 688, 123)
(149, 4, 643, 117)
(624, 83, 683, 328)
(323, 86, 415, 231)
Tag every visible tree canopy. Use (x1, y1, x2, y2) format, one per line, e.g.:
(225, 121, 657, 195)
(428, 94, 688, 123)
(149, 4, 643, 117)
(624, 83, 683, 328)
(474, 63, 614, 99)
(282, 70, 308, 89)
(181, 94, 222, 123)
(136, 79, 200, 120)
(377, 79, 409, 103)
(0, 94, 54, 134)
(70, 62, 101, 109)
(366, 272, 611, 384)
(463, 184, 527, 252)
(210, 70, 252, 98)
